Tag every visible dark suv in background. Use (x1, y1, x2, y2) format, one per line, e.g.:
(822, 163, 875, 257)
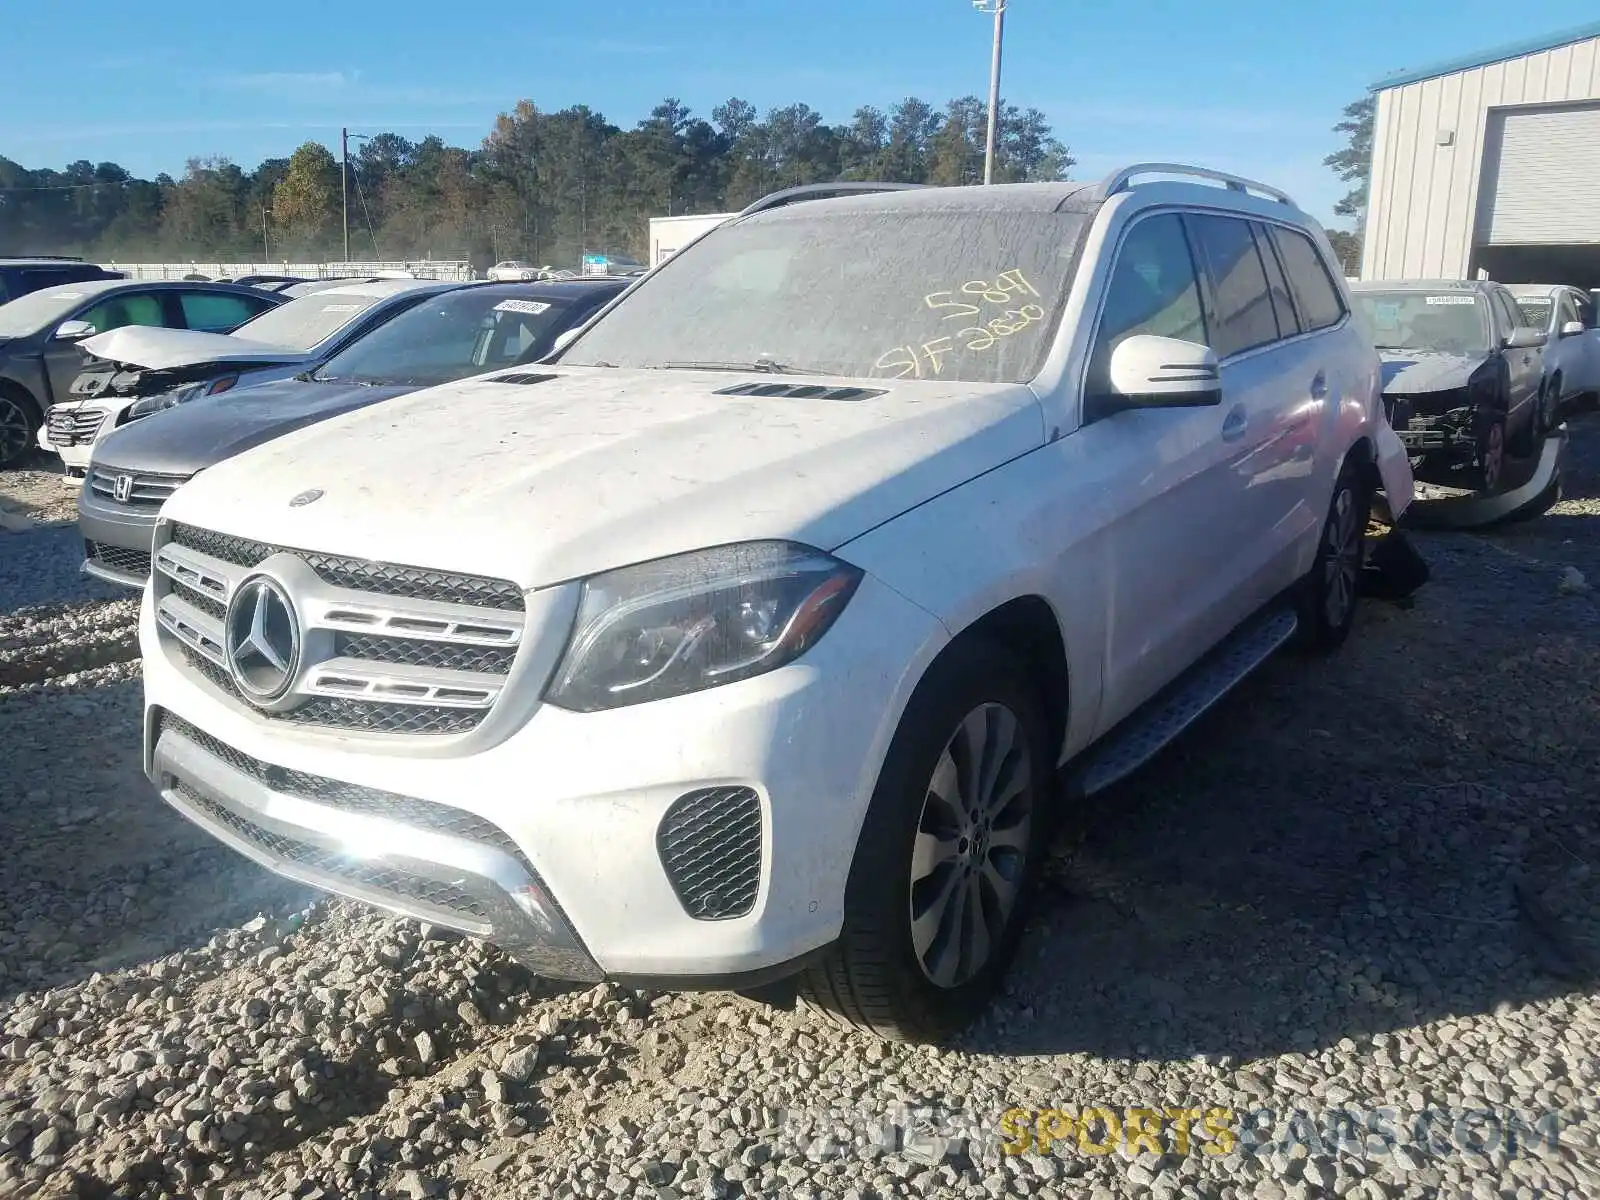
(0, 257, 124, 304)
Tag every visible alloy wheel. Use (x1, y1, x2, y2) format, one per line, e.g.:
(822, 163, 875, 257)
(0, 397, 31, 467)
(1322, 485, 1362, 630)
(1481, 422, 1505, 492)
(908, 702, 1034, 989)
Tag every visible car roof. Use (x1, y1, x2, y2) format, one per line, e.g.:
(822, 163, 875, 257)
(21, 278, 274, 303)
(739, 180, 1097, 223)
(298, 278, 441, 299)
(1350, 279, 1492, 294)
(0, 257, 101, 268)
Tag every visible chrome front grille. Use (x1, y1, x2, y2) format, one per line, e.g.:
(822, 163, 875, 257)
(155, 522, 527, 736)
(88, 465, 190, 508)
(47, 406, 107, 446)
(169, 524, 524, 610)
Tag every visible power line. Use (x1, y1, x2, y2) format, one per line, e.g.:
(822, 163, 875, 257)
(0, 180, 137, 194)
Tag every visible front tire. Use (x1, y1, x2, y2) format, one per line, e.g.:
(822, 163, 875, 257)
(1294, 453, 1372, 654)
(0, 389, 40, 470)
(800, 639, 1050, 1043)
(1537, 375, 1563, 436)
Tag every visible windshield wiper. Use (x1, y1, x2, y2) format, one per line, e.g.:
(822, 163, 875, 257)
(657, 358, 819, 376)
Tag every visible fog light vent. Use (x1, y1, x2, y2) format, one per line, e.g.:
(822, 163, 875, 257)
(656, 786, 763, 920)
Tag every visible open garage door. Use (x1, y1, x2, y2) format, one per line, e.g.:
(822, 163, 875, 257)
(1477, 103, 1600, 245)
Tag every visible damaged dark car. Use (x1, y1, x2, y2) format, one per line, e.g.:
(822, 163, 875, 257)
(1350, 279, 1554, 491)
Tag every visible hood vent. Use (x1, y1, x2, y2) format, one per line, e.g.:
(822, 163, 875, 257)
(487, 372, 559, 386)
(714, 382, 885, 402)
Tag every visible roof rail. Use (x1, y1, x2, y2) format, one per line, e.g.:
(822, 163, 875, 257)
(0, 254, 87, 262)
(737, 181, 928, 217)
(1099, 163, 1295, 206)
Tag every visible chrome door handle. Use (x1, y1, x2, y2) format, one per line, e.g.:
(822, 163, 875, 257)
(1221, 405, 1248, 442)
(1309, 371, 1328, 400)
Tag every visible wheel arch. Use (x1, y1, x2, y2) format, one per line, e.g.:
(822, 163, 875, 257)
(888, 594, 1074, 774)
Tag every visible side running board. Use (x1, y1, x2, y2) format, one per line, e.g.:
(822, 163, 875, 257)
(1068, 606, 1300, 798)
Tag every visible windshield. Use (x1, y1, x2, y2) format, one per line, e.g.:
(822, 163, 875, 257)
(0, 283, 112, 337)
(1352, 290, 1490, 355)
(313, 288, 585, 386)
(1514, 298, 1553, 331)
(227, 290, 393, 351)
(561, 206, 1090, 383)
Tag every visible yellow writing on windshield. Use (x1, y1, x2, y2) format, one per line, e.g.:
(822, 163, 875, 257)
(924, 269, 1040, 320)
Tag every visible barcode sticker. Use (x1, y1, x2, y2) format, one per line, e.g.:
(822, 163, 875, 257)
(493, 299, 551, 314)
(1425, 295, 1476, 305)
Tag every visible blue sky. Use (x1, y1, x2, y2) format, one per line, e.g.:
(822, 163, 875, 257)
(0, 0, 1562, 227)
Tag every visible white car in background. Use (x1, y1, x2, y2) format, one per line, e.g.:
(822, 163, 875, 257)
(39, 279, 442, 474)
(487, 260, 547, 282)
(1507, 283, 1600, 412)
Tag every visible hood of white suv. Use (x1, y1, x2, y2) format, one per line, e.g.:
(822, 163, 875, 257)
(163, 366, 1045, 589)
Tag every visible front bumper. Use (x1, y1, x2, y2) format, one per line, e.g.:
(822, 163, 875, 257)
(77, 483, 159, 588)
(140, 571, 947, 981)
(1382, 396, 1478, 462)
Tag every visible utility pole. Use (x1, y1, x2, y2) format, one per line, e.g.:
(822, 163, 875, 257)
(261, 208, 271, 261)
(974, 0, 1007, 184)
(340, 126, 350, 263)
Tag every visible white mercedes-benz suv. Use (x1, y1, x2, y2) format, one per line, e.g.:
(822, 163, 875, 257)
(139, 166, 1415, 1043)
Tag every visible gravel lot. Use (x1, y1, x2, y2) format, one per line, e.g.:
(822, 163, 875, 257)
(2, 423, 1598, 1199)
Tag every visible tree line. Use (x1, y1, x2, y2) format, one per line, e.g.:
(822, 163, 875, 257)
(0, 95, 1073, 270)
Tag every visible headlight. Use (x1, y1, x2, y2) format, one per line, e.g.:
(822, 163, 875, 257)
(544, 541, 862, 712)
(126, 374, 240, 421)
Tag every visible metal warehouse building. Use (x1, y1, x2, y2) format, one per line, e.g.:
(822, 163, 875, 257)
(1361, 20, 1600, 287)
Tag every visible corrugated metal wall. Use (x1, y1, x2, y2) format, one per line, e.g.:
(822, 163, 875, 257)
(1361, 36, 1600, 280)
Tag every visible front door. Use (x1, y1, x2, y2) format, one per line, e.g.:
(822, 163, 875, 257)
(1069, 210, 1251, 734)
(41, 289, 169, 406)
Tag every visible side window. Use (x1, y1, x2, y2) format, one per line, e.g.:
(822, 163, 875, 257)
(1269, 226, 1347, 333)
(1555, 293, 1579, 330)
(1576, 292, 1597, 329)
(180, 291, 271, 332)
(1252, 222, 1300, 337)
(1085, 212, 1207, 406)
(78, 292, 166, 334)
(1491, 290, 1522, 340)
(1187, 214, 1279, 358)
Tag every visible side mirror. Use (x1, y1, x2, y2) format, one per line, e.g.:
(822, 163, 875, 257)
(1560, 319, 1585, 338)
(54, 319, 96, 342)
(1103, 334, 1222, 410)
(1505, 326, 1546, 350)
(548, 327, 583, 356)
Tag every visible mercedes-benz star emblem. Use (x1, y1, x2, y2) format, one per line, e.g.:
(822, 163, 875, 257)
(289, 488, 324, 508)
(113, 474, 133, 504)
(224, 575, 301, 703)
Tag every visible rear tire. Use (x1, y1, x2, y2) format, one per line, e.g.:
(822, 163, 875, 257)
(0, 388, 40, 470)
(800, 638, 1051, 1043)
(1293, 452, 1372, 655)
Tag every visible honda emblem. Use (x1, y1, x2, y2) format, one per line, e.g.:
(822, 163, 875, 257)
(113, 474, 134, 504)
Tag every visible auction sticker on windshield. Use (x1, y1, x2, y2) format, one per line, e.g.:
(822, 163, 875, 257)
(1425, 296, 1477, 305)
(493, 299, 551, 314)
